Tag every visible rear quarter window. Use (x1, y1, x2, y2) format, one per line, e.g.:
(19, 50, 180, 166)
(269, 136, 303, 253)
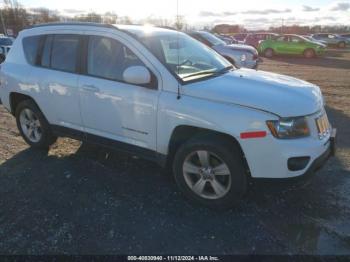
(22, 36, 41, 65)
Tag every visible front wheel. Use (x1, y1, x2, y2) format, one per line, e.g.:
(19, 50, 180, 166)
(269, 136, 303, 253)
(303, 48, 315, 58)
(15, 100, 57, 149)
(173, 134, 247, 209)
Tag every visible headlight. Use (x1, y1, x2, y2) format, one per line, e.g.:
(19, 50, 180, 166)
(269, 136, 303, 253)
(266, 117, 310, 139)
(240, 54, 247, 62)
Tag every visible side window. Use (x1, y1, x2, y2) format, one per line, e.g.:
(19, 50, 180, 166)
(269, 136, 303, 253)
(23, 36, 41, 65)
(290, 36, 300, 43)
(87, 36, 145, 82)
(276, 36, 286, 42)
(50, 35, 80, 73)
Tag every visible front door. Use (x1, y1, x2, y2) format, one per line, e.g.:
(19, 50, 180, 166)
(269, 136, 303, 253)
(285, 36, 305, 54)
(78, 35, 159, 152)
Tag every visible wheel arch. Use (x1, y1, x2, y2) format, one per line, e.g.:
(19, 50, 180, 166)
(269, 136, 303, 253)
(166, 125, 250, 175)
(9, 92, 41, 115)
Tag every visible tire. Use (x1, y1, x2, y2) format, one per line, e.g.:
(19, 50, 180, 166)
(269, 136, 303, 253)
(264, 48, 274, 58)
(15, 99, 57, 149)
(0, 54, 5, 63)
(172, 134, 247, 209)
(338, 41, 346, 48)
(303, 48, 315, 58)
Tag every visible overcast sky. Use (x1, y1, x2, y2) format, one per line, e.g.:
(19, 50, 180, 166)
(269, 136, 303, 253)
(18, 0, 350, 29)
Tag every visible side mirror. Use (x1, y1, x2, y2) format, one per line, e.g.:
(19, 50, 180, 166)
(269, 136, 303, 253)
(123, 66, 151, 85)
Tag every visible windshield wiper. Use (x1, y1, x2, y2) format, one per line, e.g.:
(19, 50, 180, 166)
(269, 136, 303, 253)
(182, 66, 233, 80)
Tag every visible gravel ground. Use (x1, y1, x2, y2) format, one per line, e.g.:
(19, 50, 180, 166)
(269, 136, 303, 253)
(0, 48, 349, 255)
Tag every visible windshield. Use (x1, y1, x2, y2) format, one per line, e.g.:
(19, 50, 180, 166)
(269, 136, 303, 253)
(0, 37, 13, 46)
(199, 32, 226, 46)
(140, 33, 232, 82)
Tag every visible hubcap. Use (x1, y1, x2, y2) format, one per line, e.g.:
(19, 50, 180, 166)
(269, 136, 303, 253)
(19, 108, 42, 143)
(182, 150, 231, 199)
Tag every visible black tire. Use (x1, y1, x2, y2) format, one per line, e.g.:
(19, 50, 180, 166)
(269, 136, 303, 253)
(15, 99, 57, 149)
(303, 48, 315, 58)
(0, 54, 5, 63)
(172, 134, 247, 209)
(264, 48, 274, 58)
(338, 41, 346, 48)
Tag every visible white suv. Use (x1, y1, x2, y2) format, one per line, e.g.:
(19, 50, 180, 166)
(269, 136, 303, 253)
(0, 23, 336, 208)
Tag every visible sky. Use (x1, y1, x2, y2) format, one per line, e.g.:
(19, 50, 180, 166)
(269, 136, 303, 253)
(17, 0, 350, 29)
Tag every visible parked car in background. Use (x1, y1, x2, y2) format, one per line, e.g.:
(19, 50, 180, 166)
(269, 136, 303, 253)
(0, 36, 14, 63)
(303, 35, 328, 46)
(311, 33, 349, 48)
(232, 33, 248, 42)
(215, 34, 238, 45)
(0, 23, 335, 208)
(188, 31, 260, 69)
(244, 33, 279, 49)
(340, 33, 350, 42)
(258, 34, 326, 58)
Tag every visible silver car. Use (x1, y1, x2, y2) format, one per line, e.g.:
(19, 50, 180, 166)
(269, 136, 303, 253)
(188, 31, 260, 69)
(311, 33, 349, 48)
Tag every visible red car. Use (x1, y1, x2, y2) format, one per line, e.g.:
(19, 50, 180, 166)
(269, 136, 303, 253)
(244, 33, 279, 49)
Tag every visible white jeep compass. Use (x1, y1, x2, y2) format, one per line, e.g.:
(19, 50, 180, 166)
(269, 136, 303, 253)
(0, 23, 336, 208)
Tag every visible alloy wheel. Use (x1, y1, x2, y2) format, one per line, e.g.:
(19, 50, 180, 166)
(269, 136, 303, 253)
(19, 108, 42, 143)
(182, 150, 231, 199)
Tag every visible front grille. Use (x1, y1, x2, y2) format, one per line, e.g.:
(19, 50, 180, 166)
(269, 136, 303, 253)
(315, 113, 331, 139)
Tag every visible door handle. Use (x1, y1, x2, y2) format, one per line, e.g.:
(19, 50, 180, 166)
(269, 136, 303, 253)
(82, 84, 100, 92)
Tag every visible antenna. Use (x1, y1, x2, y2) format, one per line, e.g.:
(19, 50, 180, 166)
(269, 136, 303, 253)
(176, 0, 181, 100)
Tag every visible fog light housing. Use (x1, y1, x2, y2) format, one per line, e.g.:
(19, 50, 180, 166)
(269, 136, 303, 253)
(288, 156, 310, 171)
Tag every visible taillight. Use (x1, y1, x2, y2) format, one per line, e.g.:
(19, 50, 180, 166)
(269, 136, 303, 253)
(253, 54, 258, 60)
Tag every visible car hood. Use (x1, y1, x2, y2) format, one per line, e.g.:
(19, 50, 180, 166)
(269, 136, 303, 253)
(183, 68, 323, 117)
(216, 43, 257, 53)
(227, 44, 257, 53)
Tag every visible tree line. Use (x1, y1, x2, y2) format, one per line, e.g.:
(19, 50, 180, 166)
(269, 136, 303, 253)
(1, 0, 349, 36)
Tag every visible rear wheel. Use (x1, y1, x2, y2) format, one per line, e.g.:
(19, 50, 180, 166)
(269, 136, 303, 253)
(173, 134, 247, 209)
(303, 48, 315, 58)
(15, 100, 57, 149)
(338, 41, 346, 48)
(264, 48, 274, 58)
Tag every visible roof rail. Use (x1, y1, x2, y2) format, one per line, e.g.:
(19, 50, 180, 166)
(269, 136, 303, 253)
(27, 22, 118, 30)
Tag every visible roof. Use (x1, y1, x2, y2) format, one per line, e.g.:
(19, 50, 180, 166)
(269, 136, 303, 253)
(116, 24, 179, 38)
(25, 22, 180, 39)
(28, 22, 118, 30)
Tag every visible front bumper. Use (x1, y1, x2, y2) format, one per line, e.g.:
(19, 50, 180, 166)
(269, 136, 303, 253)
(240, 115, 336, 179)
(300, 128, 336, 177)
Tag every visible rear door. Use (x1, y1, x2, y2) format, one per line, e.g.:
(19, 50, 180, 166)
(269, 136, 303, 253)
(274, 36, 288, 54)
(29, 33, 84, 131)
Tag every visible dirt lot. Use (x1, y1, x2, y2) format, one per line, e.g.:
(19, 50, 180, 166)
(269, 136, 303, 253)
(0, 49, 350, 255)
